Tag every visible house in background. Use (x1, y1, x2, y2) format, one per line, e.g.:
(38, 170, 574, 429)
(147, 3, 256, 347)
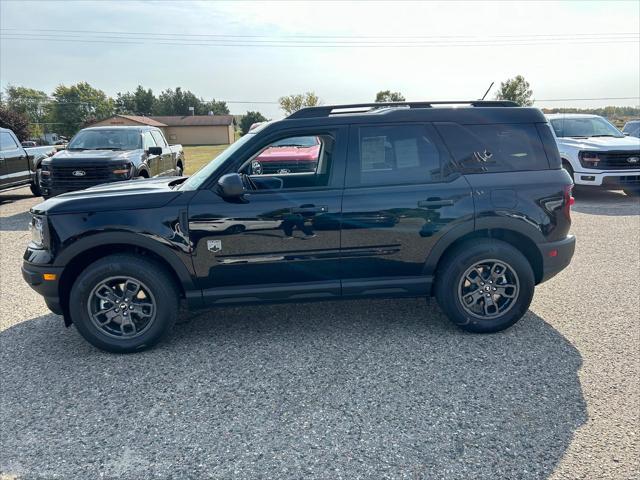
(87, 114, 234, 145)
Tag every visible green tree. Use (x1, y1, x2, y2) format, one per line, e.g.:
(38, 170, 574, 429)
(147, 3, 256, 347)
(0, 106, 31, 141)
(201, 98, 230, 115)
(115, 85, 156, 115)
(50, 82, 114, 136)
(3, 85, 51, 137)
(375, 90, 406, 102)
(495, 75, 534, 106)
(278, 92, 320, 115)
(239, 111, 268, 134)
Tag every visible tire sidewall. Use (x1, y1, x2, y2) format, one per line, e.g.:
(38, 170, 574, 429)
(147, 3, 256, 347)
(69, 255, 178, 353)
(437, 241, 535, 333)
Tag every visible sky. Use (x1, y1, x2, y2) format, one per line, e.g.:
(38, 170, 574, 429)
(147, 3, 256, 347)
(0, 0, 639, 119)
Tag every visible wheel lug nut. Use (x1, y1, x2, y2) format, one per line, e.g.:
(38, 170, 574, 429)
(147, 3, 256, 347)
(129, 305, 134, 309)
(493, 287, 497, 291)
(114, 309, 119, 313)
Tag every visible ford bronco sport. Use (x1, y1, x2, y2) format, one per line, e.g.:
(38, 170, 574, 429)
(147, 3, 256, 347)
(22, 101, 576, 353)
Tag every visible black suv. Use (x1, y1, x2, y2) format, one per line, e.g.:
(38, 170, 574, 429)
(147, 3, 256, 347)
(22, 101, 576, 353)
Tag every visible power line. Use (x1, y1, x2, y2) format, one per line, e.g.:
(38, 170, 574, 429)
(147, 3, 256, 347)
(2, 27, 638, 40)
(3, 34, 637, 48)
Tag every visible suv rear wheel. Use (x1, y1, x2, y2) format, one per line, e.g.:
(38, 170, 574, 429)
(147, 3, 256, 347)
(69, 254, 179, 353)
(435, 239, 534, 333)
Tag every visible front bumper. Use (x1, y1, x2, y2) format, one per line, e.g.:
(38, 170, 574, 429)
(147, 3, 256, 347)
(537, 235, 576, 283)
(572, 170, 640, 187)
(22, 262, 64, 314)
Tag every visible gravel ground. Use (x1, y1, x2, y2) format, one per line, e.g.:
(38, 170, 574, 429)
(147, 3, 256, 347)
(0, 186, 638, 480)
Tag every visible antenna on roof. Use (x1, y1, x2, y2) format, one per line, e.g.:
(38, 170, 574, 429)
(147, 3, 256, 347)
(480, 82, 494, 101)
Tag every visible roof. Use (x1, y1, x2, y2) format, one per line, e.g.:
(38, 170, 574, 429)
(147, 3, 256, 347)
(274, 105, 546, 130)
(149, 115, 234, 126)
(118, 115, 167, 127)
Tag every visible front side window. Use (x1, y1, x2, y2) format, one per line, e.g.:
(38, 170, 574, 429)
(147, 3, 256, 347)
(436, 123, 549, 173)
(550, 117, 623, 138)
(142, 132, 156, 150)
(0, 132, 19, 151)
(239, 133, 334, 190)
(151, 130, 167, 147)
(348, 124, 445, 187)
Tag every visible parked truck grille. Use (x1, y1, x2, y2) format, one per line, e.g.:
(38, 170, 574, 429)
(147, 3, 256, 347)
(584, 151, 640, 170)
(50, 165, 116, 180)
(261, 161, 318, 174)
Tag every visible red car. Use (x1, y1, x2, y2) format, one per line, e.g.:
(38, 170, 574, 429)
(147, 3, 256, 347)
(251, 136, 320, 174)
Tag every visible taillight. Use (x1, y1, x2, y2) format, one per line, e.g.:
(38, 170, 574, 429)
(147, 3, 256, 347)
(563, 184, 574, 220)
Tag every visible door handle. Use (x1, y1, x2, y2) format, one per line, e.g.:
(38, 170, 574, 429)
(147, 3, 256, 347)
(290, 205, 328, 214)
(418, 198, 454, 208)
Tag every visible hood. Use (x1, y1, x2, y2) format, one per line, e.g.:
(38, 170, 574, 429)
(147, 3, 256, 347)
(256, 145, 320, 162)
(44, 148, 141, 166)
(32, 176, 184, 215)
(557, 136, 640, 151)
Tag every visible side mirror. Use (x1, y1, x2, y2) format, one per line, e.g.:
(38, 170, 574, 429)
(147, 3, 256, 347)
(147, 146, 163, 155)
(217, 173, 246, 198)
(623, 132, 630, 136)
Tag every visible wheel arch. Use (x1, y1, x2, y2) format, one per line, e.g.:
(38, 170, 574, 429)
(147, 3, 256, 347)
(425, 226, 544, 287)
(57, 233, 199, 321)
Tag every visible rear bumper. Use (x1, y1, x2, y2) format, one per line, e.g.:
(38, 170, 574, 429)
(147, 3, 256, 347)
(21, 262, 64, 314)
(537, 235, 576, 283)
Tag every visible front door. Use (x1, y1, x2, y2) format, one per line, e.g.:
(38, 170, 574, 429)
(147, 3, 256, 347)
(340, 123, 474, 296)
(188, 127, 348, 304)
(142, 131, 161, 176)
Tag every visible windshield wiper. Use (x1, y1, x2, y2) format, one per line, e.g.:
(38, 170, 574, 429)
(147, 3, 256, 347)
(590, 134, 622, 138)
(94, 147, 123, 150)
(67, 147, 86, 151)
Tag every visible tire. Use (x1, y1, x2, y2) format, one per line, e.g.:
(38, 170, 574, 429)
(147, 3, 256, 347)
(176, 164, 183, 176)
(29, 168, 42, 197)
(562, 161, 575, 182)
(623, 188, 640, 197)
(435, 239, 535, 333)
(69, 254, 179, 353)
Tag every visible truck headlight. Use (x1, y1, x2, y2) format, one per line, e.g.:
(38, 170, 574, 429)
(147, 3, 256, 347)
(112, 163, 132, 178)
(29, 215, 47, 249)
(579, 151, 600, 168)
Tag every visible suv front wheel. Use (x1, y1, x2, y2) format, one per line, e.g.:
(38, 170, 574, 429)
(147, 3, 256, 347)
(435, 239, 534, 333)
(69, 254, 179, 353)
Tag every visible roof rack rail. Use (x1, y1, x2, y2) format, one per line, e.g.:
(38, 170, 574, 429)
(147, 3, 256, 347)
(287, 100, 519, 119)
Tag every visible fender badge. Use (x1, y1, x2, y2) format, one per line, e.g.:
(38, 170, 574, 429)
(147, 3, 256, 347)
(207, 240, 222, 253)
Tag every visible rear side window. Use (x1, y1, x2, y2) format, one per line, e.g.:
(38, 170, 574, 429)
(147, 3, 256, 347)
(436, 123, 549, 173)
(348, 124, 448, 187)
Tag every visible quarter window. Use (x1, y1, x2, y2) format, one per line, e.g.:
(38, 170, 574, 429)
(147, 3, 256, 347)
(348, 124, 445, 187)
(436, 123, 549, 173)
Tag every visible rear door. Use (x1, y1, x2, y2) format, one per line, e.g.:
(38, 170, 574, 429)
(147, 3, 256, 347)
(340, 123, 474, 296)
(0, 131, 29, 187)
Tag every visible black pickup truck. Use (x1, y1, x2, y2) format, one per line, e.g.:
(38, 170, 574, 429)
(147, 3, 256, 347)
(1, 127, 56, 195)
(40, 126, 184, 198)
(23, 101, 575, 353)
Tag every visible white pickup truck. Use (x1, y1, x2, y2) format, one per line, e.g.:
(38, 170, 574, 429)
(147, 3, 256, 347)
(546, 114, 640, 196)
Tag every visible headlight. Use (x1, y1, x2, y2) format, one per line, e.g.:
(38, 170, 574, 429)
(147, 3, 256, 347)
(579, 151, 600, 168)
(29, 215, 47, 249)
(112, 163, 132, 177)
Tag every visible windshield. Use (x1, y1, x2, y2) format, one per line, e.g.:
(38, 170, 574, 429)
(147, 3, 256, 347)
(550, 117, 623, 138)
(271, 136, 319, 147)
(179, 133, 255, 191)
(68, 129, 142, 150)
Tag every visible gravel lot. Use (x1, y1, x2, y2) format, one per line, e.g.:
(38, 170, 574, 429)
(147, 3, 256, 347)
(1, 186, 638, 480)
